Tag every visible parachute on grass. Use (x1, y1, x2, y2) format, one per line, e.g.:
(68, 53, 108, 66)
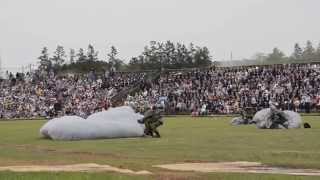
(40, 106, 145, 141)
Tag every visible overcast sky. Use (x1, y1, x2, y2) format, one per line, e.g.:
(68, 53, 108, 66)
(0, 0, 319, 71)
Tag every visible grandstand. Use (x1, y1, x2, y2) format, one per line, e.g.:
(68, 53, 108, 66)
(1, 62, 320, 119)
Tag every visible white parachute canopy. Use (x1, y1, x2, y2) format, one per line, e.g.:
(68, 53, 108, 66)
(253, 108, 302, 129)
(40, 106, 145, 141)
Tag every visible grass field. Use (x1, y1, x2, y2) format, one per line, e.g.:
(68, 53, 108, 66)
(0, 116, 319, 180)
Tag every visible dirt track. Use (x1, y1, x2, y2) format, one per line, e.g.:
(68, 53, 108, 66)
(1, 162, 320, 176)
(154, 161, 320, 176)
(0, 163, 152, 175)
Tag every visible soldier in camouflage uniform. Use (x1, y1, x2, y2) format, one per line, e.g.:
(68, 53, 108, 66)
(138, 106, 163, 138)
(268, 101, 288, 129)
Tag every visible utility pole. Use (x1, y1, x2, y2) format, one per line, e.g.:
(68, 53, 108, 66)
(230, 51, 233, 61)
(29, 64, 32, 73)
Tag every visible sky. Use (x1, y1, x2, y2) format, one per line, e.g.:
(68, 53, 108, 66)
(0, 0, 319, 72)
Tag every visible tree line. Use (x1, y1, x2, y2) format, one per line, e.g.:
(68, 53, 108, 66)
(128, 41, 212, 70)
(37, 41, 212, 73)
(250, 40, 320, 63)
(38, 40, 320, 73)
(38, 44, 122, 73)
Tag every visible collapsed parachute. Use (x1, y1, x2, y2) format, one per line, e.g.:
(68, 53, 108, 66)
(253, 108, 302, 129)
(230, 107, 257, 126)
(230, 117, 254, 126)
(40, 106, 145, 141)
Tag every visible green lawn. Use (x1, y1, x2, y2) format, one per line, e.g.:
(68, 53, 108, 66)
(0, 116, 319, 180)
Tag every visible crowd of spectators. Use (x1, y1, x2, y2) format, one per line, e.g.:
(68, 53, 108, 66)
(127, 63, 320, 115)
(0, 70, 145, 119)
(1, 63, 320, 119)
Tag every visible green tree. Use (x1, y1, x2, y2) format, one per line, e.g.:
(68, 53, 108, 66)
(184, 43, 194, 67)
(129, 41, 212, 70)
(128, 57, 140, 70)
(38, 47, 51, 72)
(302, 40, 315, 61)
(163, 41, 176, 68)
(142, 41, 162, 69)
(107, 46, 124, 71)
(292, 43, 303, 60)
(51, 45, 66, 66)
(77, 48, 87, 63)
(193, 46, 212, 67)
(87, 44, 98, 61)
(267, 48, 285, 61)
